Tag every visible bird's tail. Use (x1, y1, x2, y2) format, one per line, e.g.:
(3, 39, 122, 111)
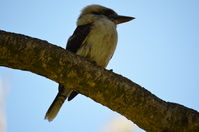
(45, 84, 72, 121)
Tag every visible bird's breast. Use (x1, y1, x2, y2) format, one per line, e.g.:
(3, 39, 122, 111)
(76, 18, 118, 67)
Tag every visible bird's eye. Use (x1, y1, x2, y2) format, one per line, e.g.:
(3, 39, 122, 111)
(103, 9, 117, 17)
(91, 11, 102, 15)
(91, 9, 117, 18)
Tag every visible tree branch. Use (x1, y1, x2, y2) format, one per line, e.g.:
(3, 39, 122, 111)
(0, 30, 199, 131)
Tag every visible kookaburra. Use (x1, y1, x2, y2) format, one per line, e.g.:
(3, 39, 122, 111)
(45, 4, 134, 121)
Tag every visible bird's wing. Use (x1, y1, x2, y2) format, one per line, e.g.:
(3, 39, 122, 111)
(65, 23, 92, 101)
(66, 23, 92, 53)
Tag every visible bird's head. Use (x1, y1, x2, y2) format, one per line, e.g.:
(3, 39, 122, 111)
(77, 5, 135, 25)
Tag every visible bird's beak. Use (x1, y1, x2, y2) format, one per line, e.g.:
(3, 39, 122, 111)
(114, 15, 135, 24)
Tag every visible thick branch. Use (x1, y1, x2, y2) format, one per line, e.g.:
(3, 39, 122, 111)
(0, 30, 199, 131)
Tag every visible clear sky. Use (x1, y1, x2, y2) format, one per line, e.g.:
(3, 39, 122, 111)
(0, 0, 199, 132)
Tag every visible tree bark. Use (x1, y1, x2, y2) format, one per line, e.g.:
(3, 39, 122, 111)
(0, 30, 199, 132)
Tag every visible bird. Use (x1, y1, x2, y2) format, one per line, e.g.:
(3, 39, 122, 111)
(45, 4, 135, 121)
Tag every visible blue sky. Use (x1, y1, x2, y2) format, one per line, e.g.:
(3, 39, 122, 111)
(0, 0, 199, 132)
